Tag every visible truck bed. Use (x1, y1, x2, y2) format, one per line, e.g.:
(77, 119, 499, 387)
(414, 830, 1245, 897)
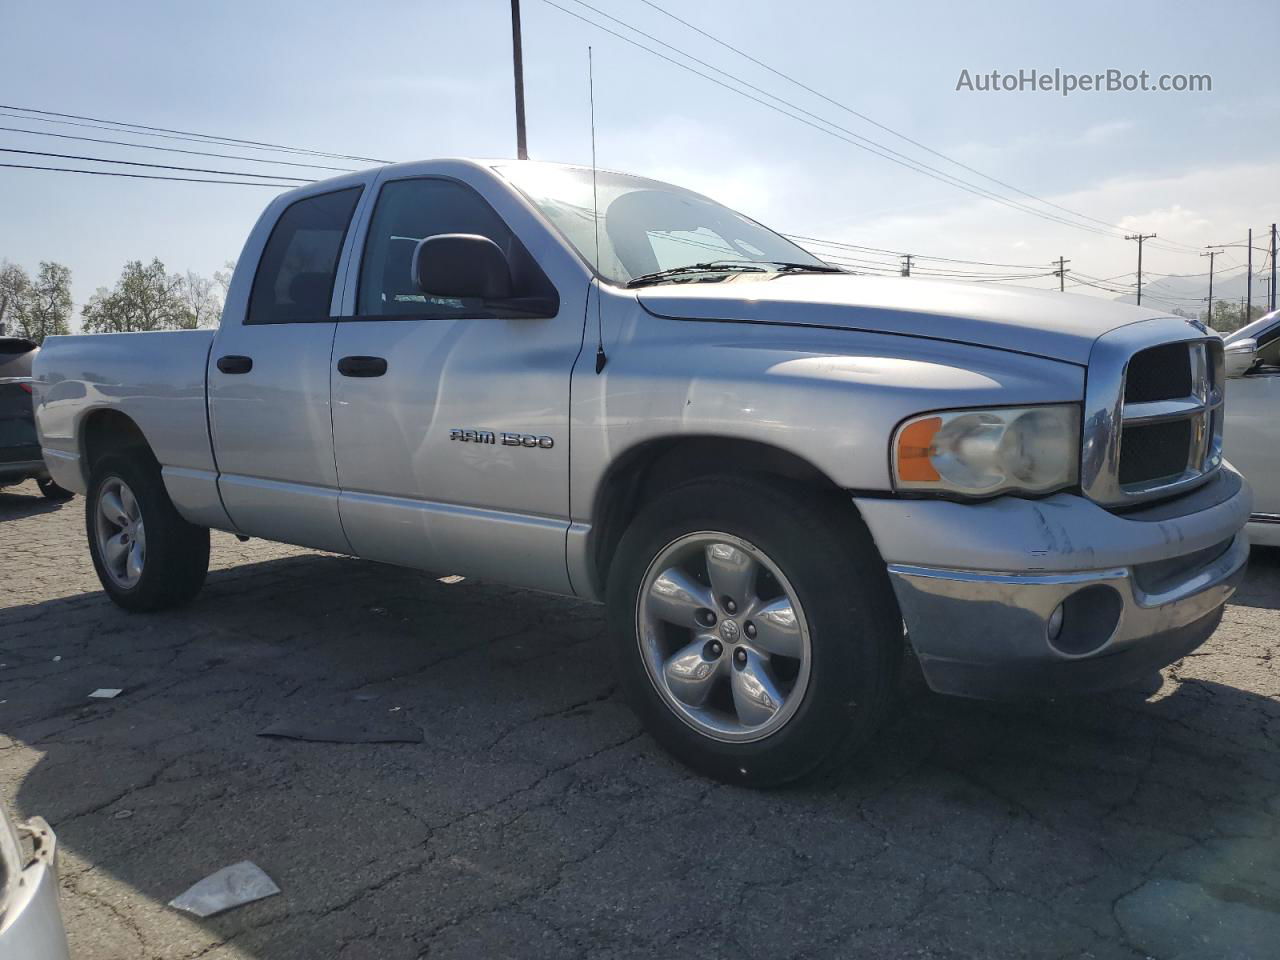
(32, 330, 219, 516)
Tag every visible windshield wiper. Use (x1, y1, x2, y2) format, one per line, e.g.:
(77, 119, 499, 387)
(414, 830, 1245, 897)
(625, 260, 843, 288)
(771, 262, 844, 274)
(625, 261, 768, 288)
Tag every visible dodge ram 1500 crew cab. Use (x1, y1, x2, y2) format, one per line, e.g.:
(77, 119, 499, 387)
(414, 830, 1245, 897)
(33, 159, 1251, 785)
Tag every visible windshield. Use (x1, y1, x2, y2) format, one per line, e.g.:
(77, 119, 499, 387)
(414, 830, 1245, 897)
(1225, 309, 1280, 344)
(498, 164, 830, 286)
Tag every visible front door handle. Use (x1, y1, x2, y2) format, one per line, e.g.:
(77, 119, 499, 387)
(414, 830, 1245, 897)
(217, 355, 253, 374)
(337, 355, 388, 378)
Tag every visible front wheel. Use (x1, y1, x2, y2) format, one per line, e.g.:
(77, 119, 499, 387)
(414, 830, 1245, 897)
(606, 476, 902, 787)
(86, 454, 209, 612)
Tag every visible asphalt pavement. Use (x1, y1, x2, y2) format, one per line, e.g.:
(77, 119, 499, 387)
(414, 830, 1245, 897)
(2, 479, 1278, 959)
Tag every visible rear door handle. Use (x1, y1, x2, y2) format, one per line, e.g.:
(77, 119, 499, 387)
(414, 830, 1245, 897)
(217, 355, 253, 374)
(337, 356, 388, 378)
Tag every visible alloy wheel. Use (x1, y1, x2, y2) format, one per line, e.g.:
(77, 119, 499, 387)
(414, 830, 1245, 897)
(636, 531, 812, 742)
(94, 477, 146, 589)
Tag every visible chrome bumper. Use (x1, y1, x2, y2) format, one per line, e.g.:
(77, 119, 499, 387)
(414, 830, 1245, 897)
(855, 468, 1252, 699)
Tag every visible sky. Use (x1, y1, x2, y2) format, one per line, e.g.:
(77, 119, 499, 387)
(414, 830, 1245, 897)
(1, 0, 1277, 326)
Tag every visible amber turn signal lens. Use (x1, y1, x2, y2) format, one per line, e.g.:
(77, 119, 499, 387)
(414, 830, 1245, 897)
(896, 416, 942, 482)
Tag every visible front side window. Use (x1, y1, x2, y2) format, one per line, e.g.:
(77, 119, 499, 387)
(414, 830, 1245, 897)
(498, 165, 829, 285)
(247, 187, 362, 324)
(357, 178, 553, 318)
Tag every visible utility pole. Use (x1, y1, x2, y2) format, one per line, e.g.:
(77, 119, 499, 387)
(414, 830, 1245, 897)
(510, 0, 529, 160)
(1201, 248, 1219, 325)
(1246, 227, 1253, 321)
(1125, 233, 1156, 305)
(1054, 256, 1071, 292)
(1271, 223, 1277, 311)
(901, 254, 912, 277)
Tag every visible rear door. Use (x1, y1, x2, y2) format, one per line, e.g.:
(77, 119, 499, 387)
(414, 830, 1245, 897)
(328, 172, 587, 592)
(208, 184, 365, 551)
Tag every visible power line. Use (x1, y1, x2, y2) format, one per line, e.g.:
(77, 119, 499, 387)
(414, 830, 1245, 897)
(0, 147, 315, 182)
(541, 0, 1154, 244)
(786, 233, 1051, 269)
(554, 0, 1168, 243)
(0, 125, 356, 172)
(0, 105, 389, 164)
(631, 0, 1200, 256)
(0, 162, 298, 188)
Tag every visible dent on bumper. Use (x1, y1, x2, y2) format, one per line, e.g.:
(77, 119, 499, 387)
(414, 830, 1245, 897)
(854, 468, 1251, 699)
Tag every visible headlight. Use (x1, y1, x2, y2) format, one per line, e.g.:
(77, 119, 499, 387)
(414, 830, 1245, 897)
(892, 405, 1079, 497)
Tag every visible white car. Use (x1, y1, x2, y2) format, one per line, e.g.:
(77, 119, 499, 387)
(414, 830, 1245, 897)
(0, 805, 70, 960)
(1224, 309, 1280, 547)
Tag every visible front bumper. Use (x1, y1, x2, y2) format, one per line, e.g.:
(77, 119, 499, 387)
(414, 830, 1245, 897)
(855, 466, 1251, 699)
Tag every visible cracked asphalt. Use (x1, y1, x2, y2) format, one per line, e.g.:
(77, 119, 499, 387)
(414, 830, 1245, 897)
(2, 479, 1278, 960)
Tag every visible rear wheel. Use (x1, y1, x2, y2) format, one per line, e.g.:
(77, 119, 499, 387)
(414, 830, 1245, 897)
(606, 476, 901, 787)
(86, 454, 209, 611)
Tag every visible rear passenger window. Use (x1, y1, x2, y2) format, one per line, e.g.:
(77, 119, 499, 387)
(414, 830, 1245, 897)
(356, 178, 554, 318)
(247, 187, 362, 324)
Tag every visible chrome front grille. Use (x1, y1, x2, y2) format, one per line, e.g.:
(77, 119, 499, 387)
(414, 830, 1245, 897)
(1081, 318, 1225, 507)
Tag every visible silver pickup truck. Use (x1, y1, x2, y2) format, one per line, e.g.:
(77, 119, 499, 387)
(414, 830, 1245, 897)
(33, 159, 1251, 785)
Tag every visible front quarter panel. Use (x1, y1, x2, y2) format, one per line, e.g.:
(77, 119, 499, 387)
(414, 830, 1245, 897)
(570, 290, 1085, 520)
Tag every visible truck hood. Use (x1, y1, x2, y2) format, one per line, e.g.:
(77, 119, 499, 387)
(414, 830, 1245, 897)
(636, 273, 1175, 365)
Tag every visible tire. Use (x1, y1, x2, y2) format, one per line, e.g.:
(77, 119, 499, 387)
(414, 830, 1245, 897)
(37, 477, 74, 501)
(86, 454, 209, 612)
(606, 475, 901, 787)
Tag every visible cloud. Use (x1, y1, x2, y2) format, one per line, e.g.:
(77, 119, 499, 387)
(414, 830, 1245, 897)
(807, 160, 1280, 298)
(1076, 120, 1133, 145)
(945, 119, 1134, 164)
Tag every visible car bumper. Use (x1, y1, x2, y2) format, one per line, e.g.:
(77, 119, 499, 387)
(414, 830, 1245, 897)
(854, 466, 1252, 699)
(0, 818, 71, 960)
(1246, 514, 1280, 548)
(0, 457, 49, 484)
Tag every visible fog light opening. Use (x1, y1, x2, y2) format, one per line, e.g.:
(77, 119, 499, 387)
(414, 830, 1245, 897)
(1047, 585, 1123, 657)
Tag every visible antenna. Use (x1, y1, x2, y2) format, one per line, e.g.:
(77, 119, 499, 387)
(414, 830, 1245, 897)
(589, 45, 607, 374)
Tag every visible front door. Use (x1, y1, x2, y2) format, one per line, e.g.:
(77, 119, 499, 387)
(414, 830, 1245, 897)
(208, 185, 364, 552)
(329, 175, 585, 593)
(1225, 369, 1280, 518)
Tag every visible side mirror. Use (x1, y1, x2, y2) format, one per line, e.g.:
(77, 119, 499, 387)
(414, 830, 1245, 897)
(412, 234, 512, 300)
(1224, 338, 1257, 378)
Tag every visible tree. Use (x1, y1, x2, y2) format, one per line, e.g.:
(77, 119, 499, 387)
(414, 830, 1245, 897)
(0, 259, 72, 343)
(82, 258, 197, 333)
(213, 260, 236, 302)
(0, 261, 29, 337)
(25, 262, 73, 342)
(1202, 300, 1268, 334)
(177, 271, 222, 328)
